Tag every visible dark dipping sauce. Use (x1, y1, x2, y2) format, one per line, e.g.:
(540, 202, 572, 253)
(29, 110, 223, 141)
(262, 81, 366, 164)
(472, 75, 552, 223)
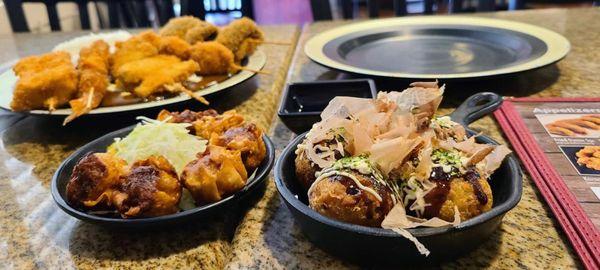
(422, 166, 488, 218)
(330, 171, 394, 220)
(100, 74, 231, 107)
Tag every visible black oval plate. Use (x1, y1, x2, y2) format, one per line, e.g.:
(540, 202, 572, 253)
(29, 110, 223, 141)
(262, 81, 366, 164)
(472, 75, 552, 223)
(274, 92, 522, 265)
(51, 125, 275, 228)
(305, 16, 570, 79)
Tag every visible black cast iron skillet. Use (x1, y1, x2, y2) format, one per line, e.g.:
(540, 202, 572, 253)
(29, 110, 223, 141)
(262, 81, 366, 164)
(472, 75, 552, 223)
(274, 92, 522, 265)
(51, 125, 275, 229)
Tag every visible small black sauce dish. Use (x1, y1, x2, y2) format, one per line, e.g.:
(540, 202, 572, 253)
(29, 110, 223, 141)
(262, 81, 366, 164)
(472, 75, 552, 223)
(51, 125, 275, 229)
(277, 79, 377, 134)
(274, 92, 523, 266)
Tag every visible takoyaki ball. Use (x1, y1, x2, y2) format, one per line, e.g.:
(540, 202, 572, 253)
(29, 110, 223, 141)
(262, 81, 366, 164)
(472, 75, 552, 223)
(308, 170, 395, 227)
(112, 156, 182, 218)
(423, 168, 493, 221)
(181, 145, 248, 205)
(209, 123, 266, 171)
(66, 152, 128, 209)
(294, 145, 320, 190)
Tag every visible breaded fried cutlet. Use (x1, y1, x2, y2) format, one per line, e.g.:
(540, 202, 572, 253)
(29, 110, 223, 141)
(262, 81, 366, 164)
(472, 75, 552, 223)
(189, 41, 239, 75)
(158, 36, 192, 60)
(11, 51, 78, 111)
(64, 40, 111, 124)
(159, 16, 218, 44)
(216, 17, 264, 61)
(114, 55, 199, 98)
(110, 31, 161, 76)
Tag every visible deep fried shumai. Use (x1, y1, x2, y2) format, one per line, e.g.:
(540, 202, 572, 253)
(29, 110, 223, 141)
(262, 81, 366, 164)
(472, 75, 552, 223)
(192, 110, 245, 139)
(112, 156, 182, 218)
(157, 109, 218, 124)
(210, 123, 266, 171)
(11, 51, 78, 111)
(216, 17, 264, 61)
(181, 145, 248, 205)
(159, 16, 218, 44)
(66, 153, 128, 209)
(308, 170, 395, 227)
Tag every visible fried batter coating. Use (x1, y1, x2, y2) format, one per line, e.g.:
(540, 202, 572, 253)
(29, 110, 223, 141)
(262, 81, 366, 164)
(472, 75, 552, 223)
(309, 171, 395, 227)
(192, 110, 245, 139)
(576, 146, 600, 170)
(157, 109, 219, 135)
(422, 169, 493, 221)
(189, 41, 240, 75)
(66, 153, 128, 209)
(11, 51, 78, 111)
(159, 35, 192, 60)
(115, 55, 199, 98)
(160, 16, 219, 44)
(113, 156, 182, 218)
(294, 147, 320, 190)
(181, 145, 248, 205)
(216, 17, 264, 61)
(110, 31, 161, 76)
(210, 123, 266, 171)
(64, 40, 110, 124)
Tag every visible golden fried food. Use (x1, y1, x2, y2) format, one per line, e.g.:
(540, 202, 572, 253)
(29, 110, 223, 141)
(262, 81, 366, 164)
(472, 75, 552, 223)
(210, 123, 266, 171)
(216, 17, 264, 61)
(114, 55, 199, 98)
(112, 156, 182, 218)
(192, 110, 245, 139)
(546, 124, 575, 136)
(64, 40, 110, 124)
(189, 41, 240, 75)
(308, 165, 395, 227)
(181, 145, 248, 205)
(11, 51, 78, 111)
(424, 169, 493, 221)
(546, 115, 600, 136)
(159, 35, 192, 60)
(157, 109, 219, 135)
(66, 153, 128, 209)
(576, 146, 600, 171)
(581, 115, 600, 125)
(159, 16, 218, 44)
(294, 146, 320, 190)
(110, 31, 161, 76)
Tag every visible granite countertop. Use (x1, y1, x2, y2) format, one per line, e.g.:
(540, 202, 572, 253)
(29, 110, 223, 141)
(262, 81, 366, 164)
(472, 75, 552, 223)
(0, 7, 598, 269)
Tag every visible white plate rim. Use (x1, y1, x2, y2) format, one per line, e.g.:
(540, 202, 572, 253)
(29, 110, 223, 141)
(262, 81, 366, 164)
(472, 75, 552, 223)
(304, 16, 570, 79)
(0, 50, 266, 116)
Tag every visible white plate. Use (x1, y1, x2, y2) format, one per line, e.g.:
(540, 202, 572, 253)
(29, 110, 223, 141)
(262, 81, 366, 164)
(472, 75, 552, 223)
(0, 50, 266, 116)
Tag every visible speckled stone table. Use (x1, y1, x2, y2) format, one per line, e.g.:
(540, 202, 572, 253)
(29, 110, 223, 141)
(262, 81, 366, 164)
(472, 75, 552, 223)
(225, 8, 600, 269)
(0, 25, 299, 269)
(1, 8, 599, 270)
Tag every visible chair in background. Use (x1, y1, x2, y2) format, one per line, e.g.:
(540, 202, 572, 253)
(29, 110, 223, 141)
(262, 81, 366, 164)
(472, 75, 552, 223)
(5, 0, 177, 32)
(179, 0, 254, 20)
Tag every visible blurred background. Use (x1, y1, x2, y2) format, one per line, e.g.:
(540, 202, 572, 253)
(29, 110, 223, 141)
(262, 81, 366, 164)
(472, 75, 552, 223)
(0, 0, 597, 34)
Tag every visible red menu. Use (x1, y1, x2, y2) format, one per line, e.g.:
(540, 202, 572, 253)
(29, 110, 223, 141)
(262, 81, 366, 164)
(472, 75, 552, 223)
(494, 97, 600, 269)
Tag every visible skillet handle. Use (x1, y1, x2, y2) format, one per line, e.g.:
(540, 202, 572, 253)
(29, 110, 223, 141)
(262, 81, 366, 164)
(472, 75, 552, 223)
(449, 92, 502, 127)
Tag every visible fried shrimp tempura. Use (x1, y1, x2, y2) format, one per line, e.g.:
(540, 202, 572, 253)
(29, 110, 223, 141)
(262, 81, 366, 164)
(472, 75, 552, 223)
(64, 40, 110, 124)
(11, 51, 78, 111)
(189, 41, 240, 75)
(576, 146, 600, 171)
(160, 16, 218, 44)
(115, 55, 199, 98)
(216, 17, 264, 61)
(110, 31, 161, 76)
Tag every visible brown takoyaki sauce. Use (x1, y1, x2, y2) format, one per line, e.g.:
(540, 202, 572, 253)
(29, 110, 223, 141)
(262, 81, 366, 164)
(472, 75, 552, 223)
(423, 166, 452, 217)
(330, 172, 394, 220)
(464, 168, 488, 205)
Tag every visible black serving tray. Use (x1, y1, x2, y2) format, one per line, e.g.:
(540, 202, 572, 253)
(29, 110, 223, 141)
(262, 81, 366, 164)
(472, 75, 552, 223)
(277, 79, 377, 134)
(274, 92, 522, 266)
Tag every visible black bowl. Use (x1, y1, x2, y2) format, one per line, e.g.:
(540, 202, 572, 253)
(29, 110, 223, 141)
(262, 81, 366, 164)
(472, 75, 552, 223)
(273, 92, 522, 265)
(277, 79, 377, 134)
(51, 125, 275, 229)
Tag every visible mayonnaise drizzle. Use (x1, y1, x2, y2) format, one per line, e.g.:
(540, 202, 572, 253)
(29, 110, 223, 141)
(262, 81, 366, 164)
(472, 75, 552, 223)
(308, 170, 383, 202)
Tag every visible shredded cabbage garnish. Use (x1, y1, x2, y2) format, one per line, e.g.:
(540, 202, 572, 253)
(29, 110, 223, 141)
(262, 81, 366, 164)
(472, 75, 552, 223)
(108, 116, 207, 174)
